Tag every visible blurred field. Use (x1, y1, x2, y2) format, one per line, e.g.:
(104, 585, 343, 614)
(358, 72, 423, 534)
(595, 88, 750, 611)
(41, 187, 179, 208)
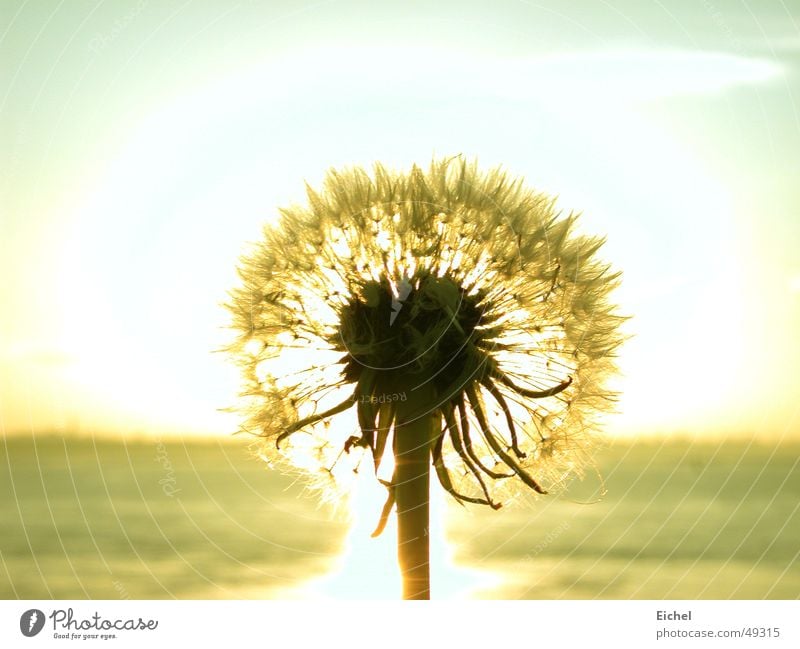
(1, 433, 798, 599)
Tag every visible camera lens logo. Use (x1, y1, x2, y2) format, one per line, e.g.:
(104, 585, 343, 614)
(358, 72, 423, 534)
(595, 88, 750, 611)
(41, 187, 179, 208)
(20, 609, 45, 637)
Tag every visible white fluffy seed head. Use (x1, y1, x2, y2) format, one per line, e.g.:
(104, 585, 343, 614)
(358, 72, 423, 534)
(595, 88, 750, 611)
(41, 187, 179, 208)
(226, 157, 626, 505)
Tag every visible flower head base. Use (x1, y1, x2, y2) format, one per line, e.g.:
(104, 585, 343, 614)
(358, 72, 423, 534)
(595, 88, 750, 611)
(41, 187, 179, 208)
(227, 158, 624, 524)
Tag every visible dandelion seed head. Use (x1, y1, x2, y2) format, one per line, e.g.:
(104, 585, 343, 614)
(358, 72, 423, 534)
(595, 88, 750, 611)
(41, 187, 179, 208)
(226, 158, 625, 506)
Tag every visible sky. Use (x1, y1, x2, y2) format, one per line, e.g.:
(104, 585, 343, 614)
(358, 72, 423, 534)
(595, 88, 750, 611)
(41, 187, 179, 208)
(1, 0, 798, 440)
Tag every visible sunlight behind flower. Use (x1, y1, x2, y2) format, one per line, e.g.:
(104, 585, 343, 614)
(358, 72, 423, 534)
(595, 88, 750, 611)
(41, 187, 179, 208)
(301, 474, 498, 599)
(3, 40, 792, 439)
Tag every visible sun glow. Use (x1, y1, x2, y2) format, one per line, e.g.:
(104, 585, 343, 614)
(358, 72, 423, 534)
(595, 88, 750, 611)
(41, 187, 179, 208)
(303, 472, 497, 599)
(1, 42, 787, 439)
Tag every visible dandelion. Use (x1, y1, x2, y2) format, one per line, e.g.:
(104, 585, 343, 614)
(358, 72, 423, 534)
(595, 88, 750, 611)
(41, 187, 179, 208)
(226, 157, 625, 599)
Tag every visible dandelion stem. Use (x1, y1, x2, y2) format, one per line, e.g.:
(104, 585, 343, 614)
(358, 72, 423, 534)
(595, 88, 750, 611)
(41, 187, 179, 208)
(394, 388, 435, 600)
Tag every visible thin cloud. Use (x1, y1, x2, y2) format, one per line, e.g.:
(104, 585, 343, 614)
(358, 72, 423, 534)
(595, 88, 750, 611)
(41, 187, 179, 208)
(511, 49, 783, 101)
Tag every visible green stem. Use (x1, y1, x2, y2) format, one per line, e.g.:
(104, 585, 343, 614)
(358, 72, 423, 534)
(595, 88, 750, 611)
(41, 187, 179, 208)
(394, 390, 435, 600)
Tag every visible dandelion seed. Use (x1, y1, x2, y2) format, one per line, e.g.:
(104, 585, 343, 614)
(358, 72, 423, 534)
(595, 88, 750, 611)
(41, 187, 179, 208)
(226, 157, 625, 599)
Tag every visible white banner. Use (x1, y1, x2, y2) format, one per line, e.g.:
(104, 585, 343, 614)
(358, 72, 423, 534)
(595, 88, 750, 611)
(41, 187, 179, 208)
(0, 600, 797, 648)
